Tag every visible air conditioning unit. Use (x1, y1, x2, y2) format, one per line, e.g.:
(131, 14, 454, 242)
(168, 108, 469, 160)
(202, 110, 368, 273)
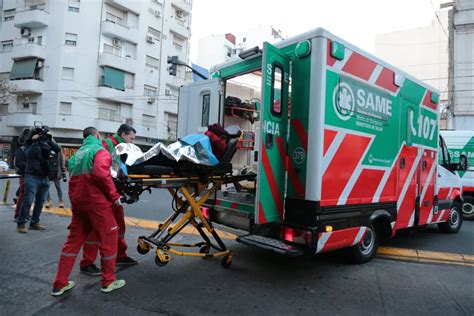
(146, 35, 154, 44)
(20, 27, 31, 37)
(165, 89, 171, 96)
(154, 10, 161, 17)
(124, 118, 133, 125)
(112, 38, 121, 46)
(147, 97, 155, 104)
(176, 10, 184, 18)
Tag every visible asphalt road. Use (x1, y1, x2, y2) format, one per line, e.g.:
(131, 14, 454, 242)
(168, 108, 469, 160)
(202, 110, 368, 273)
(0, 207, 472, 315)
(3, 178, 473, 255)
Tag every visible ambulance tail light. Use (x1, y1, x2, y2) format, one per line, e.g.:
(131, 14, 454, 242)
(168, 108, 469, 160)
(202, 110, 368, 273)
(201, 207, 210, 220)
(281, 226, 313, 246)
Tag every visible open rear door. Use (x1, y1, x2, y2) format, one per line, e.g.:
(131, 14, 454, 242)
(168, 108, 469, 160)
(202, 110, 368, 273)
(177, 78, 222, 138)
(255, 42, 290, 224)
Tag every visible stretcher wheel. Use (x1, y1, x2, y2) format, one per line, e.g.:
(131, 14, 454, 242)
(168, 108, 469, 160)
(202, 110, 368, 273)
(199, 245, 210, 256)
(137, 243, 150, 255)
(155, 255, 169, 266)
(220, 255, 232, 269)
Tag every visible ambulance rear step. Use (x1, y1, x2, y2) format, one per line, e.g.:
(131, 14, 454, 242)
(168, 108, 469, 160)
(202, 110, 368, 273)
(237, 234, 304, 257)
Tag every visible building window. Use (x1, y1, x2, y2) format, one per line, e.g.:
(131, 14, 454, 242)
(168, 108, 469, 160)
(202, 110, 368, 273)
(98, 107, 119, 121)
(145, 55, 160, 69)
(144, 85, 157, 96)
(147, 27, 161, 43)
(68, 0, 80, 12)
(3, 9, 15, 21)
(22, 102, 37, 114)
(61, 67, 74, 80)
(65, 33, 77, 46)
(99, 66, 125, 91)
(167, 113, 178, 140)
(0, 104, 8, 116)
(142, 114, 155, 127)
(2, 40, 13, 52)
(103, 38, 122, 56)
(10, 58, 44, 81)
(60, 102, 72, 115)
(105, 11, 125, 27)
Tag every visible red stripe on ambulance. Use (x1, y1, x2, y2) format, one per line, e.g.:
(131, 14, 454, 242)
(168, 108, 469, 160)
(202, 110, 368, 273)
(316, 227, 367, 253)
(322, 134, 371, 206)
(375, 68, 399, 93)
(291, 119, 308, 151)
(326, 40, 338, 66)
(277, 136, 304, 198)
(261, 146, 284, 218)
(347, 169, 386, 204)
(342, 52, 377, 81)
(323, 129, 338, 156)
(422, 90, 437, 110)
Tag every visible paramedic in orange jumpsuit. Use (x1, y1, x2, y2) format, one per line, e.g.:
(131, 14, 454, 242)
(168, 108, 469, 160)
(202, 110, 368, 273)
(52, 127, 125, 296)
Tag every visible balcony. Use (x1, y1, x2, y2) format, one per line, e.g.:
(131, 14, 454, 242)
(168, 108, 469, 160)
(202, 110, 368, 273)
(14, 6, 49, 28)
(101, 20, 138, 44)
(169, 19, 191, 39)
(10, 79, 44, 94)
(96, 86, 134, 104)
(98, 53, 136, 74)
(171, 0, 192, 12)
(11, 43, 47, 60)
(6, 112, 39, 127)
(95, 118, 123, 133)
(105, 0, 140, 14)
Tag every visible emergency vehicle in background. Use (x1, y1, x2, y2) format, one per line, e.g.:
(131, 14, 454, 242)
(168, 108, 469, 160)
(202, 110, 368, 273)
(177, 28, 465, 263)
(440, 130, 474, 219)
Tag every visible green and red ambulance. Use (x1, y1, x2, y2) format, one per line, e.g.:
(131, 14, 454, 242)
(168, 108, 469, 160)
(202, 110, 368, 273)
(178, 28, 464, 263)
(440, 130, 474, 219)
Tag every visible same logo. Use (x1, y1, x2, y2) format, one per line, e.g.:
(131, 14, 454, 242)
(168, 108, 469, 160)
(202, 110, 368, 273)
(332, 82, 355, 121)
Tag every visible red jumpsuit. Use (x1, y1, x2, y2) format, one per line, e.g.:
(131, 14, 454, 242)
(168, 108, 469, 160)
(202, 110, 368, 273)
(53, 139, 121, 289)
(80, 136, 129, 268)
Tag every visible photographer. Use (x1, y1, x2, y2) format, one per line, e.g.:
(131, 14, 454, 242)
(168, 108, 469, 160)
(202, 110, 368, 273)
(16, 126, 60, 233)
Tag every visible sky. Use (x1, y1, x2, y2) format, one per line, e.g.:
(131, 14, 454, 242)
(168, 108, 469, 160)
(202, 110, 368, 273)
(189, 0, 445, 61)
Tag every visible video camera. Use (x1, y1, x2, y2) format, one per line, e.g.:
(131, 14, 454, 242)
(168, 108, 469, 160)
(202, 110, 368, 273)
(31, 122, 51, 142)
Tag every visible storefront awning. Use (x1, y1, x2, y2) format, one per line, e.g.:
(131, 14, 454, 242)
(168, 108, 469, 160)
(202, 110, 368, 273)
(9, 58, 38, 80)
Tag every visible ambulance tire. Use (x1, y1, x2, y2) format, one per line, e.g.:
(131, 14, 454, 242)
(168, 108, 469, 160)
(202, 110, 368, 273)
(438, 202, 463, 233)
(348, 225, 378, 264)
(461, 202, 474, 220)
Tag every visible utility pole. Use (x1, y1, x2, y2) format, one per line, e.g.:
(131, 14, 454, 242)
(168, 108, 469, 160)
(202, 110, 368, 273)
(446, 3, 455, 129)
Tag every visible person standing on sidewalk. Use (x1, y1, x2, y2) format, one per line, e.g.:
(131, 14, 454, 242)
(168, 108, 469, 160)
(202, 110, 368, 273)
(13, 130, 28, 221)
(16, 128, 60, 233)
(52, 127, 125, 296)
(79, 124, 138, 276)
(45, 141, 67, 209)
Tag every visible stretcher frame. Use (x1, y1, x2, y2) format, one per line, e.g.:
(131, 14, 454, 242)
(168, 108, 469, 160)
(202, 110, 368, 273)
(121, 173, 255, 269)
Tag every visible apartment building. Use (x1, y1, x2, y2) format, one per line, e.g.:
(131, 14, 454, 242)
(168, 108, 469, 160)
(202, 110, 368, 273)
(0, 0, 192, 161)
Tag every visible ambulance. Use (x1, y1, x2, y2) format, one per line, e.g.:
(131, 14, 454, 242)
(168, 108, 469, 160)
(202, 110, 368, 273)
(177, 28, 464, 263)
(440, 130, 474, 219)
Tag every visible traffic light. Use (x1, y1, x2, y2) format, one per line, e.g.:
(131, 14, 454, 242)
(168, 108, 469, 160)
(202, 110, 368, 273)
(167, 55, 179, 76)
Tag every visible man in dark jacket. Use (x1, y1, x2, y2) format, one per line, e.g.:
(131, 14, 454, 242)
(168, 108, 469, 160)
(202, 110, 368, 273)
(13, 131, 28, 221)
(16, 128, 60, 233)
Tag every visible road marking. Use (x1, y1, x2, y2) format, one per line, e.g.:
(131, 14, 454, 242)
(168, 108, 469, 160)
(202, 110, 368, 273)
(44, 207, 472, 267)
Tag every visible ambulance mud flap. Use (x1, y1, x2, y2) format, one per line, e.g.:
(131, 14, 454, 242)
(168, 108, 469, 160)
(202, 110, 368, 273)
(236, 234, 304, 257)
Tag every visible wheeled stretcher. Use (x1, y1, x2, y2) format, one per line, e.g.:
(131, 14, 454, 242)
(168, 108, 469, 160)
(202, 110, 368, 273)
(116, 136, 256, 269)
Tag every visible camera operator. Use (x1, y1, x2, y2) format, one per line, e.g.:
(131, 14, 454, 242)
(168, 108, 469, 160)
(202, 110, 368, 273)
(16, 126, 60, 233)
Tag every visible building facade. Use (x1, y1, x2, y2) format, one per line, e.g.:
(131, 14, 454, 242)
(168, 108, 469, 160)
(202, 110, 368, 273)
(375, 0, 474, 130)
(0, 0, 192, 162)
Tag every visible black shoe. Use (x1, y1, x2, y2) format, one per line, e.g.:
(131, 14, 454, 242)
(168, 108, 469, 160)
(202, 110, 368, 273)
(80, 264, 101, 276)
(116, 256, 138, 266)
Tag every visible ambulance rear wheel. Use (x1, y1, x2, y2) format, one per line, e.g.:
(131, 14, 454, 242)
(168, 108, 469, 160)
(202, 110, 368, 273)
(348, 225, 378, 264)
(461, 201, 474, 220)
(438, 202, 463, 233)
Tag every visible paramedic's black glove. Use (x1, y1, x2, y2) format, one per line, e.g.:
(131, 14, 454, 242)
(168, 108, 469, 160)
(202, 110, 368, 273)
(61, 173, 67, 182)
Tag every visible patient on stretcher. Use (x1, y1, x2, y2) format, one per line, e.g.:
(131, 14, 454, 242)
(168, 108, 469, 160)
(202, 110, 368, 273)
(112, 124, 242, 178)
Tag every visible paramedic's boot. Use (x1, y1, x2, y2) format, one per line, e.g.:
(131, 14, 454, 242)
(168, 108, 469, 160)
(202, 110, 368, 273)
(80, 264, 101, 276)
(51, 281, 75, 297)
(116, 256, 138, 266)
(45, 199, 52, 209)
(58, 200, 65, 208)
(101, 279, 126, 293)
